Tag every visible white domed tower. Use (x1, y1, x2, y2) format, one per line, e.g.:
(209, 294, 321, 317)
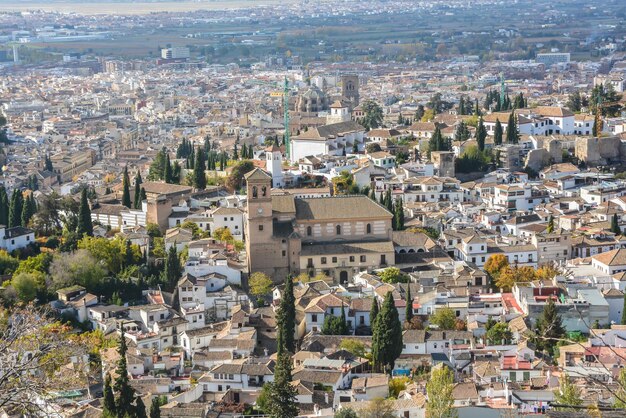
(266, 145, 284, 188)
(327, 100, 351, 124)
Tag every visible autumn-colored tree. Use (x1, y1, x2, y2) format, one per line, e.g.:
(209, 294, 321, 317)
(249, 272, 273, 300)
(496, 265, 535, 292)
(536, 264, 559, 281)
(484, 254, 509, 280)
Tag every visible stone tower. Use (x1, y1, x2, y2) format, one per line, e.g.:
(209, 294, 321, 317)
(244, 168, 286, 277)
(340, 74, 359, 110)
(266, 145, 284, 188)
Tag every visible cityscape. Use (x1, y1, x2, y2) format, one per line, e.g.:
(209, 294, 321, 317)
(1, 0, 626, 417)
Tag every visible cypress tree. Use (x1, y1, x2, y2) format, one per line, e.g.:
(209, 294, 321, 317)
(458, 96, 466, 115)
(172, 161, 181, 184)
(124, 240, 134, 268)
(370, 298, 379, 331)
(384, 189, 393, 213)
(190, 146, 195, 169)
(164, 154, 173, 184)
(248, 144, 253, 159)
(494, 119, 503, 146)
(372, 291, 403, 373)
(379, 190, 386, 207)
(593, 110, 602, 137)
(474, 99, 481, 116)
(102, 373, 116, 417)
(21, 193, 34, 227)
(394, 198, 405, 231)
(0, 186, 8, 226)
(122, 166, 132, 208)
(506, 112, 519, 144)
(44, 154, 54, 172)
(8, 189, 23, 228)
(612, 213, 621, 235)
(134, 172, 143, 209)
(277, 276, 296, 354)
(339, 302, 349, 335)
(369, 187, 376, 201)
(149, 397, 162, 418)
(204, 136, 211, 154)
(233, 143, 239, 160)
(28, 194, 37, 217)
(476, 117, 487, 151)
(77, 189, 93, 237)
(135, 396, 148, 418)
(163, 245, 181, 290)
(193, 148, 207, 190)
(265, 350, 298, 418)
(219, 152, 226, 171)
(405, 284, 413, 323)
(140, 187, 147, 203)
(114, 330, 137, 417)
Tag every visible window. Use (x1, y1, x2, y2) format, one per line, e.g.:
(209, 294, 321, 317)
(336, 225, 341, 235)
(149, 315, 154, 321)
(282, 250, 286, 257)
(380, 255, 386, 265)
(259, 225, 263, 231)
(360, 255, 366, 262)
(366, 223, 372, 234)
(307, 226, 312, 236)
(321, 257, 327, 265)
(332, 257, 337, 263)
(252, 186, 258, 198)
(307, 258, 313, 267)
(311, 314, 318, 322)
(350, 256, 355, 262)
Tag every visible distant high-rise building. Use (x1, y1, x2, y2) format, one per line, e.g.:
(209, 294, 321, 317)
(536, 53, 570, 66)
(161, 47, 190, 60)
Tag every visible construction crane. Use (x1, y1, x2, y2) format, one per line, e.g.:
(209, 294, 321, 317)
(499, 72, 506, 109)
(246, 77, 291, 160)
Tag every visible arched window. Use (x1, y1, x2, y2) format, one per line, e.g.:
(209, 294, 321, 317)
(307, 226, 312, 236)
(252, 186, 258, 198)
(336, 225, 341, 235)
(366, 223, 372, 234)
(262, 186, 267, 197)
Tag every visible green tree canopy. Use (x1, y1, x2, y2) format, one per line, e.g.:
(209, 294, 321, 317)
(430, 307, 457, 330)
(426, 365, 456, 418)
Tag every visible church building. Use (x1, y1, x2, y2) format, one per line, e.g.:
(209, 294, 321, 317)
(244, 168, 395, 283)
